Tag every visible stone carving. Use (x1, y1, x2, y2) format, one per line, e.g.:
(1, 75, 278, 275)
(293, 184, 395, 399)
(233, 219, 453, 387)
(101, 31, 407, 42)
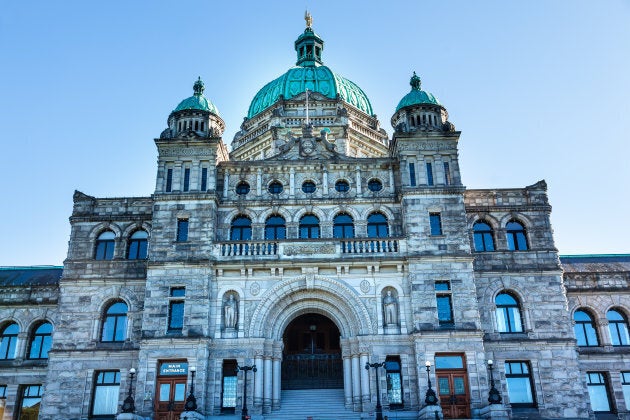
(250, 282, 260, 296)
(224, 294, 238, 329)
(383, 290, 398, 325)
(284, 244, 335, 255)
(360, 280, 370, 294)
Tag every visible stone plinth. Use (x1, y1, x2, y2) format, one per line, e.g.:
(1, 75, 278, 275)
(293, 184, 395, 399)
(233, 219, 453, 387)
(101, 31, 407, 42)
(180, 410, 205, 419)
(479, 404, 510, 419)
(418, 405, 443, 419)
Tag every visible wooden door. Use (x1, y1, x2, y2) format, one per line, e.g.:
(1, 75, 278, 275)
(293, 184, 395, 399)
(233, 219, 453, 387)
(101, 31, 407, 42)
(155, 377, 187, 420)
(437, 371, 471, 419)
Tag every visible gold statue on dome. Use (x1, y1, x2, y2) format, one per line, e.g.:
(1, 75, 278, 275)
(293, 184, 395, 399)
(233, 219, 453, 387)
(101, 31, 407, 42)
(305, 10, 313, 28)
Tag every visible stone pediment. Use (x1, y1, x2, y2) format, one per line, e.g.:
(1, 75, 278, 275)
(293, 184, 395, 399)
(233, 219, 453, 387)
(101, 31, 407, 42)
(269, 123, 353, 161)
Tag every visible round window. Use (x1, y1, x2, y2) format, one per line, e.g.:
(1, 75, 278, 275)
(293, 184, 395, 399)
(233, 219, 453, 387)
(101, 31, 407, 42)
(236, 182, 250, 195)
(268, 181, 284, 194)
(335, 180, 350, 192)
(302, 181, 316, 193)
(368, 179, 383, 192)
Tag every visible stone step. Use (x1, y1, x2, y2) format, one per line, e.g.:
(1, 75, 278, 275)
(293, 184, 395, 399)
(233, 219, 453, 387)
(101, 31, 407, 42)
(270, 388, 360, 420)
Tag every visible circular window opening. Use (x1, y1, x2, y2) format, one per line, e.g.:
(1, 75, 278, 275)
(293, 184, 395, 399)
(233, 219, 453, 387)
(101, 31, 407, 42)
(302, 181, 316, 194)
(236, 182, 250, 195)
(368, 179, 383, 192)
(268, 181, 284, 194)
(335, 180, 350, 192)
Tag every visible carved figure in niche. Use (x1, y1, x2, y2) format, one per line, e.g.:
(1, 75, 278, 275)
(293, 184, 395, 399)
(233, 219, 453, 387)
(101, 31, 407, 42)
(383, 289, 398, 325)
(224, 294, 238, 329)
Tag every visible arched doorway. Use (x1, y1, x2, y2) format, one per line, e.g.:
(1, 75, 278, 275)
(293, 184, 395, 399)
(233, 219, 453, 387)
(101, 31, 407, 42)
(282, 313, 342, 389)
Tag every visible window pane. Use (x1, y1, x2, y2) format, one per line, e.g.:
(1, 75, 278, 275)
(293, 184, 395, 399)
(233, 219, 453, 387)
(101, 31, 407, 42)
(437, 296, 453, 324)
(622, 372, 630, 407)
(438, 377, 450, 395)
(588, 385, 611, 412)
(409, 163, 416, 186)
(429, 213, 442, 235)
(426, 162, 434, 186)
(159, 384, 170, 401)
(496, 308, 508, 332)
(93, 385, 120, 415)
(386, 372, 402, 404)
(506, 377, 534, 403)
(177, 220, 189, 242)
(222, 376, 237, 408)
(174, 383, 186, 401)
(508, 307, 523, 332)
(169, 302, 184, 330)
(434, 355, 463, 369)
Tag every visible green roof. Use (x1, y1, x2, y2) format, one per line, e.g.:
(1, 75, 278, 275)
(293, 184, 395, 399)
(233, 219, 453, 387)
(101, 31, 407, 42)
(395, 72, 441, 111)
(174, 77, 220, 115)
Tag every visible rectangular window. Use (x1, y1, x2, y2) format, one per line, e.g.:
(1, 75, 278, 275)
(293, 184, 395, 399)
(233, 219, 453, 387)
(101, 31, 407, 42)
(409, 162, 416, 187)
(435, 281, 453, 325)
(586, 372, 613, 413)
(168, 287, 185, 332)
(622, 372, 630, 408)
(505, 361, 535, 407)
(183, 168, 190, 192)
(384, 356, 403, 406)
(166, 168, 173, 192)
(0, 384, 5, 398)
(176, 219, 189, 242)
(429, 213, 442, 236)
(91, 371, 121, 417)
(201, 167, 208, 191)
(221, 359, 238, 411)
(443, 162, 451, 185)
(18, 384, 43, 419)
(426, 162, 434, 186)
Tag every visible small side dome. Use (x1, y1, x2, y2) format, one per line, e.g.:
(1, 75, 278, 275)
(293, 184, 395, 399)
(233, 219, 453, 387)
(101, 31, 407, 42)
(174, 77, 220, 115)
(395, 72, 440, 111)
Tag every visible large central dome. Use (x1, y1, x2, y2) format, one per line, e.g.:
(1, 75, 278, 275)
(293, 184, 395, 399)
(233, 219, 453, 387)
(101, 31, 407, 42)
(246, 18, 373, 119)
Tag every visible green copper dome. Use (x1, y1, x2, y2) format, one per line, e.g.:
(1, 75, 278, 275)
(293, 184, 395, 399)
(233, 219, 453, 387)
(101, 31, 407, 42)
(395, 72, 440, 111)
(246, 20, 373, 119)
(174, 77, 220, 115)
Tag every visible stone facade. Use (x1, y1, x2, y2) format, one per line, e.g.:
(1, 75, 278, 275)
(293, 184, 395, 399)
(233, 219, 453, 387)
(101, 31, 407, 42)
(1, 17, 629, 420)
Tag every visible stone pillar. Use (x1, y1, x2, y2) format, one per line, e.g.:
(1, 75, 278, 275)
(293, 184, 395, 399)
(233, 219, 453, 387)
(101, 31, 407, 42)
(351, 355, 362, 411)
(355, 166, 362, 194)
(254, 355, 263, 407)
(156, 161, 166, 192)
(257, 169, 262, 196)
(289, 168, 295, 197)
(389, 166, 395, 193)
(272, 357, 281, 410)
(360, 353, 370, 406)
(173, 161, 183, 191)
(263, 357, 272, 413)
(223, 172, 229, 199)
(322, 169, 328, 195)
(343, 355, 353, 409)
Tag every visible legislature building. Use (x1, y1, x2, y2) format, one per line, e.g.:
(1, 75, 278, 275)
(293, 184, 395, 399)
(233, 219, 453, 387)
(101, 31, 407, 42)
(1, 13, 629, 420)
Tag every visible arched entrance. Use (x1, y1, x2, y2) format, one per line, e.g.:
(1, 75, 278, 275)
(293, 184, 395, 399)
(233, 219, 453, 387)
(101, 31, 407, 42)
(282, 313, 342, 389)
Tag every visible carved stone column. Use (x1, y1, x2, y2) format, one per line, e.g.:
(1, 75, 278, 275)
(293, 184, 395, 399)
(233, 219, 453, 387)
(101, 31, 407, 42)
(351, 354, 362, 411)
(263, 357, 273, 413)
(360, 352, 370, 406)
(254, 355, 264, 407)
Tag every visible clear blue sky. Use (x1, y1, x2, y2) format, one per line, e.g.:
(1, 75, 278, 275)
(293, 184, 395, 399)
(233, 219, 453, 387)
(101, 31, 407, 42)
(1, 1, 628, 266)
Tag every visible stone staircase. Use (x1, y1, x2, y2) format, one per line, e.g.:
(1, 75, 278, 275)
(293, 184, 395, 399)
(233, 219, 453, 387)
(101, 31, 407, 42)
(268, 388, 360, 420)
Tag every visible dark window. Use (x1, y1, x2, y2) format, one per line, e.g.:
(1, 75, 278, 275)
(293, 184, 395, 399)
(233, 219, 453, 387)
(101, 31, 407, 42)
(367, 179, 383, 192)
(101, 302, 127, 342)
(168, 301, 184, 332)
(409, 163, 416, 186)
(201, 167, 208, 191)
(426, 162, 434, 186)
(302, 181, 316, 193)
(183, 168, 190, 192)
(127, 230, 148, 260)
(28, 322, 53, 360)
(473, 221, 495, 252)
(385, 356, 403, 406)
(505, 361, 536, 407)
(17, 385, 43, 419)
(230, 216, 252, 241)
(265, 215, 286, 240)
(176, 219, 189, 242)
(0, 322, 19, 359)
(171, 287, 186, 298)
(91, 371, 120, 417)
(335, 180, 350, 192)
(495, 293, 523, 333)
(429, 213, 442, 236)
(506, 220, 528, 251)
(194, 121, 199, 130)
(574, 310, 599, 346)
(268, 181, 283, 194)
(299, 214, 320, 239)
(201, 121, 205, 131)
(221, 360, 238, 411)
(333, 213, 354, 239)
(367, 213, 389, 238)
(166, 168, 173, 192)
(236, 182, 250, 195)
(443, 162, 451, 185)
(435, 282, 453, 325)
(586, 372, 613, 413)
(607, 309, 629, 346)
(95, 231, 115, 260)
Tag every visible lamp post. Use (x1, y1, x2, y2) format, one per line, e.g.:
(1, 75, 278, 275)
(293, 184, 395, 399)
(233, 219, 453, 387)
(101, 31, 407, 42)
(121, 368, 136, 413)
(424, 361, 438, 406)
(236, 363, 257, 420)
(365, 361, 384, 420)
(184, 366, 198, 411)
(487, 360, 502, 404)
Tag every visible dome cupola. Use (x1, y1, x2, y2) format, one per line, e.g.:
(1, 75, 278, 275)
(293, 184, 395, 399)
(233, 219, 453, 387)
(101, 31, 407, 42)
(395, 72, 441, 111)
(295, 11, 324, 66)
(173, 77, 220, 115)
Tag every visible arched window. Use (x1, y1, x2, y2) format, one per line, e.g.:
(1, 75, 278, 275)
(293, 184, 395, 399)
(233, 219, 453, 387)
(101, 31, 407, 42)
(268, 181, 283, 194)
(302, 181, 316, 194)
(473, 221, 495, 252)
(101, 302, 128, 342)
(28, 322, 53, 359)
(0, 322, 19, 360)
(236, 182, 250, 195)
(127, 230, 148, 260)
(265, 215, 286, 240)
(574, 310, 599, 346)
(333, 213, 354, 239)
(95, 230, 115, 260)
(495, 292, 523, 333)
(299, 214, 320, 239)
(230, 216, 252, 241)
(367, 179, 383, 192)
(607, 309, 630, 346)
(506, 220, 528, 251)
(367, 213, 389, 238)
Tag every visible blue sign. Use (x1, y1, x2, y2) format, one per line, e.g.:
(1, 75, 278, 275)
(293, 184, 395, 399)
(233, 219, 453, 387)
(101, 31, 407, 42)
(159, 362, 188, 376)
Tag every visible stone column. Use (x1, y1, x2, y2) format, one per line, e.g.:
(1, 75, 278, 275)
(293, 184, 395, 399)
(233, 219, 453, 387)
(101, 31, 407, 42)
(360, 353, 370, 406)
(355, 166, 362, 194)
(257, 169, 262, 196)
(351, 354, 362, 411)
(254, 355, 264, 407)
(272, 357, 281, 410)
(322, 169, 328, 195)
(343, 355, 353, 409)
(156, 161, 166, 192)
(223, 172, 229, 199)
(173, 161, 183, 191)
(263, 357, 273, 413)
(389, 166, 395, 193)
(289, 168, 295, 197)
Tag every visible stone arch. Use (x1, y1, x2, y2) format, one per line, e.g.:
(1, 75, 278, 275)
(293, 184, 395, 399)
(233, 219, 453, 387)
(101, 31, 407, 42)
(88, 222, 123, 241)
(499, 213, 533, 230)
(329, 206, 361, 224)
(248, 275, 373, 339)
(292, 206, 327, 224)
(259, 207, 292, 225)
(359, 205, 395, 222)
(468, 213, 500, 231)
(121, 221, 152, 239)
(223, 208, 258, 226)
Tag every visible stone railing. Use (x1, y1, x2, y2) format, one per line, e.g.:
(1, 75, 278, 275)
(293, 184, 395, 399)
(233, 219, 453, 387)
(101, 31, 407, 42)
(215, 238, 404, 259)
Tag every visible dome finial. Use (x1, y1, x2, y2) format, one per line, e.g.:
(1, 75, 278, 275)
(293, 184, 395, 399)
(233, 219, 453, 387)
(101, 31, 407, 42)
(305, 10, 313, 28)
(193, 77, 204, 96)
(410, 72, 421, 91)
